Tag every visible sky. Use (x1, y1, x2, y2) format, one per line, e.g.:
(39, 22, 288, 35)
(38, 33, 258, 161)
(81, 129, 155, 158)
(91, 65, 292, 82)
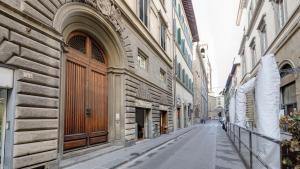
(192, 0, 243, 95)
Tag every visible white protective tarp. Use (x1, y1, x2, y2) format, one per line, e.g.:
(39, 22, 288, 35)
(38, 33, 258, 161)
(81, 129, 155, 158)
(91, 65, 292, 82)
(229, 96, 236, 123)
(235, 77, 256, 127)
(255, 54, 281, 169)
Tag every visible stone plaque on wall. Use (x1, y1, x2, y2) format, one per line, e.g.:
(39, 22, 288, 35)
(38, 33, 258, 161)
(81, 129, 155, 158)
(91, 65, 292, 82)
(136, 83, 151, 101)
(160, 93, 168, 105)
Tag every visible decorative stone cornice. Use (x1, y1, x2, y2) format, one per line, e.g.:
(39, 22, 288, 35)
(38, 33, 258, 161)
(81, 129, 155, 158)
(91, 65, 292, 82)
(75, 0, 134, 70)
(85, 0, 125, 33)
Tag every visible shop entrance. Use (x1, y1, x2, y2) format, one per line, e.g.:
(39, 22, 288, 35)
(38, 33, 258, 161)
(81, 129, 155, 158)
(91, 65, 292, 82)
(135, 108, 151, 140)
(160, 111, 168, 134)
(177, 108, 181, 129)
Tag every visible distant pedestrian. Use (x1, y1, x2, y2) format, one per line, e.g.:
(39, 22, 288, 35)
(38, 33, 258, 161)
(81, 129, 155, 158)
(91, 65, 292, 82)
(222, 122, 227, 132)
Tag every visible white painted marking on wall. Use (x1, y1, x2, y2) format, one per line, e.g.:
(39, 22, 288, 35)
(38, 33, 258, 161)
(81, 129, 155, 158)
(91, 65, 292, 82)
(0, 67, 13, 88)
(23, 71, 33, 79)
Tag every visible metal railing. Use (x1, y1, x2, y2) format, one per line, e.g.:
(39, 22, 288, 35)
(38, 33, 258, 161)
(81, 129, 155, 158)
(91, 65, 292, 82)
(227, 123, 282, 169)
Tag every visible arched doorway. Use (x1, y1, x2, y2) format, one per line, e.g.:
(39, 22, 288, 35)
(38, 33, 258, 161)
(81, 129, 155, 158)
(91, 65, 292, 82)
(64, 32, 108, 151)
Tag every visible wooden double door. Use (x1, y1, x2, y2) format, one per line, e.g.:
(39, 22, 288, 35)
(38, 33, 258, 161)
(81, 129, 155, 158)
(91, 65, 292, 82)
(64, 33, 108, 151)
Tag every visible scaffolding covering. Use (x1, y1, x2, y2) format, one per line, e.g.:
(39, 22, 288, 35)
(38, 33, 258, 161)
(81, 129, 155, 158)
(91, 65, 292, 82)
(229, 96, 236, 123)
(235, 77, 256, 127)
(255, 54, 281, 169)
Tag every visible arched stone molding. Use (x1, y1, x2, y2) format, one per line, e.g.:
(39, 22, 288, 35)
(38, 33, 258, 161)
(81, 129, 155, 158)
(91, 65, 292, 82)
(278, 60, 298, 79)
(52, 0, 135, 70)
(52, 2, 130, 158)
(278, 59, 296, 69)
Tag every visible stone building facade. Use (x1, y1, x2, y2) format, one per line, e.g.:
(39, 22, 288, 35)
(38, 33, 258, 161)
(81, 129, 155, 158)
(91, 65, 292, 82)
(199, 44, 212, 93)
(207, 94, 224, 120)
(0, 0, 184, 168)
(223, 63, 241, 122)
(236, 0, 300, 123)
(208, 95, 217, 119)
(192, 43, 208, 123)
(173, 0, 199, 129)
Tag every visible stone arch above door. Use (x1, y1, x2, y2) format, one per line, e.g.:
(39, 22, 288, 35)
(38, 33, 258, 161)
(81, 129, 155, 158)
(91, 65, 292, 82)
(20, 0, 134, 70)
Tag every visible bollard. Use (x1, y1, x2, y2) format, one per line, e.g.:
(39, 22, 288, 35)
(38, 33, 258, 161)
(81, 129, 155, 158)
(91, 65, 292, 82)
(239, 127, 241, 152)
(249, 132, 253, 169)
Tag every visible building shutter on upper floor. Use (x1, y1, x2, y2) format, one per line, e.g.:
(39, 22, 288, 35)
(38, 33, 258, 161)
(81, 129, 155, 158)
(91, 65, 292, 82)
(246, 92, 256, 127)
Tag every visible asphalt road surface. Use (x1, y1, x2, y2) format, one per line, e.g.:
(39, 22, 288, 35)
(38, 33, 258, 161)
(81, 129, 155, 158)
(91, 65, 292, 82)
(117, 121, 245, 169)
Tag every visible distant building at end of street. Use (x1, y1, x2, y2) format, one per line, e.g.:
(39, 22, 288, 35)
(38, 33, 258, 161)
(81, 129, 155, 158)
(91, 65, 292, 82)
(192, 43, 209, 123)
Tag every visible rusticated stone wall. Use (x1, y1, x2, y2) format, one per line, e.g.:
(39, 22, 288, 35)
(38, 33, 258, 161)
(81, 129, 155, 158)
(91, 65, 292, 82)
(0, 0, 174, 168)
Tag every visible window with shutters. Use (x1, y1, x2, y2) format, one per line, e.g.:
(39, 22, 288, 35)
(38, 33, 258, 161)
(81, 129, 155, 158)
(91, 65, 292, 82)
(160, 69, 166, 83)
(246, 92, 255, 126)
(160, 22, 166, 50)
(249, 38, 257, 68)
(139, 0, 148, 26)
(173, 19, 177, 38)
(178, 63, 181, 79)
(138, 50, 148, 70)
(275, 0, 287, 30)
(177, 28, 181, 45)
(258, 17, 268, 54)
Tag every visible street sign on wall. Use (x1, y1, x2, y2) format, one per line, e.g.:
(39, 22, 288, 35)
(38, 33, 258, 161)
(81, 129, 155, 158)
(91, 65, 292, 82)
(0, 67, 13, 88)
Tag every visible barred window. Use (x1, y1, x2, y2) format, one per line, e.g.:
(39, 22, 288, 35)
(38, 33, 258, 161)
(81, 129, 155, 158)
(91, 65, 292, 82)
(91, 40, 105, 63)
(68, 35, 86, 53)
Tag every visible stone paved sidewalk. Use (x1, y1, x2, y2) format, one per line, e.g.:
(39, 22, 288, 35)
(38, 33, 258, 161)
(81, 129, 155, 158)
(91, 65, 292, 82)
(61, 126, 194, 169)
(215, 126, 246, 169)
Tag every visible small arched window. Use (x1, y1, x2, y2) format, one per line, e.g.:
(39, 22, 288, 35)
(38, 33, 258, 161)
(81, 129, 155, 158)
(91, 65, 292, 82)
(201, 48, 205, 53)
(91, 40, 105, 63)
(280, 64, 292, 78)
(67, 32, 105, 64)
(68, 35, 86, 54)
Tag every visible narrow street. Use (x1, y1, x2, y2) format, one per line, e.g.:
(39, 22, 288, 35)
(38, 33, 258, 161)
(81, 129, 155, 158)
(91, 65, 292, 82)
(117, 121, 245, 169)
(0, 0, 299, 168)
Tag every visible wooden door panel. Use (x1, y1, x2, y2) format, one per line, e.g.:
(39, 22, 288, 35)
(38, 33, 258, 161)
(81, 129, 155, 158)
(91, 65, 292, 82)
(89, 69, 108, 145)
(64, 60, 87, 150)
(64, 133, 87, 141)
(64, 32, 108, 151)
(64, 139, 87, 151)
(90, 136, 107, 145)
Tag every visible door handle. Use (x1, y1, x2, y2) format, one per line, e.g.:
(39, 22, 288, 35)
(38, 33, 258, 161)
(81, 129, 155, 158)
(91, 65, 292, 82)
(86, 108, 92, 116)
